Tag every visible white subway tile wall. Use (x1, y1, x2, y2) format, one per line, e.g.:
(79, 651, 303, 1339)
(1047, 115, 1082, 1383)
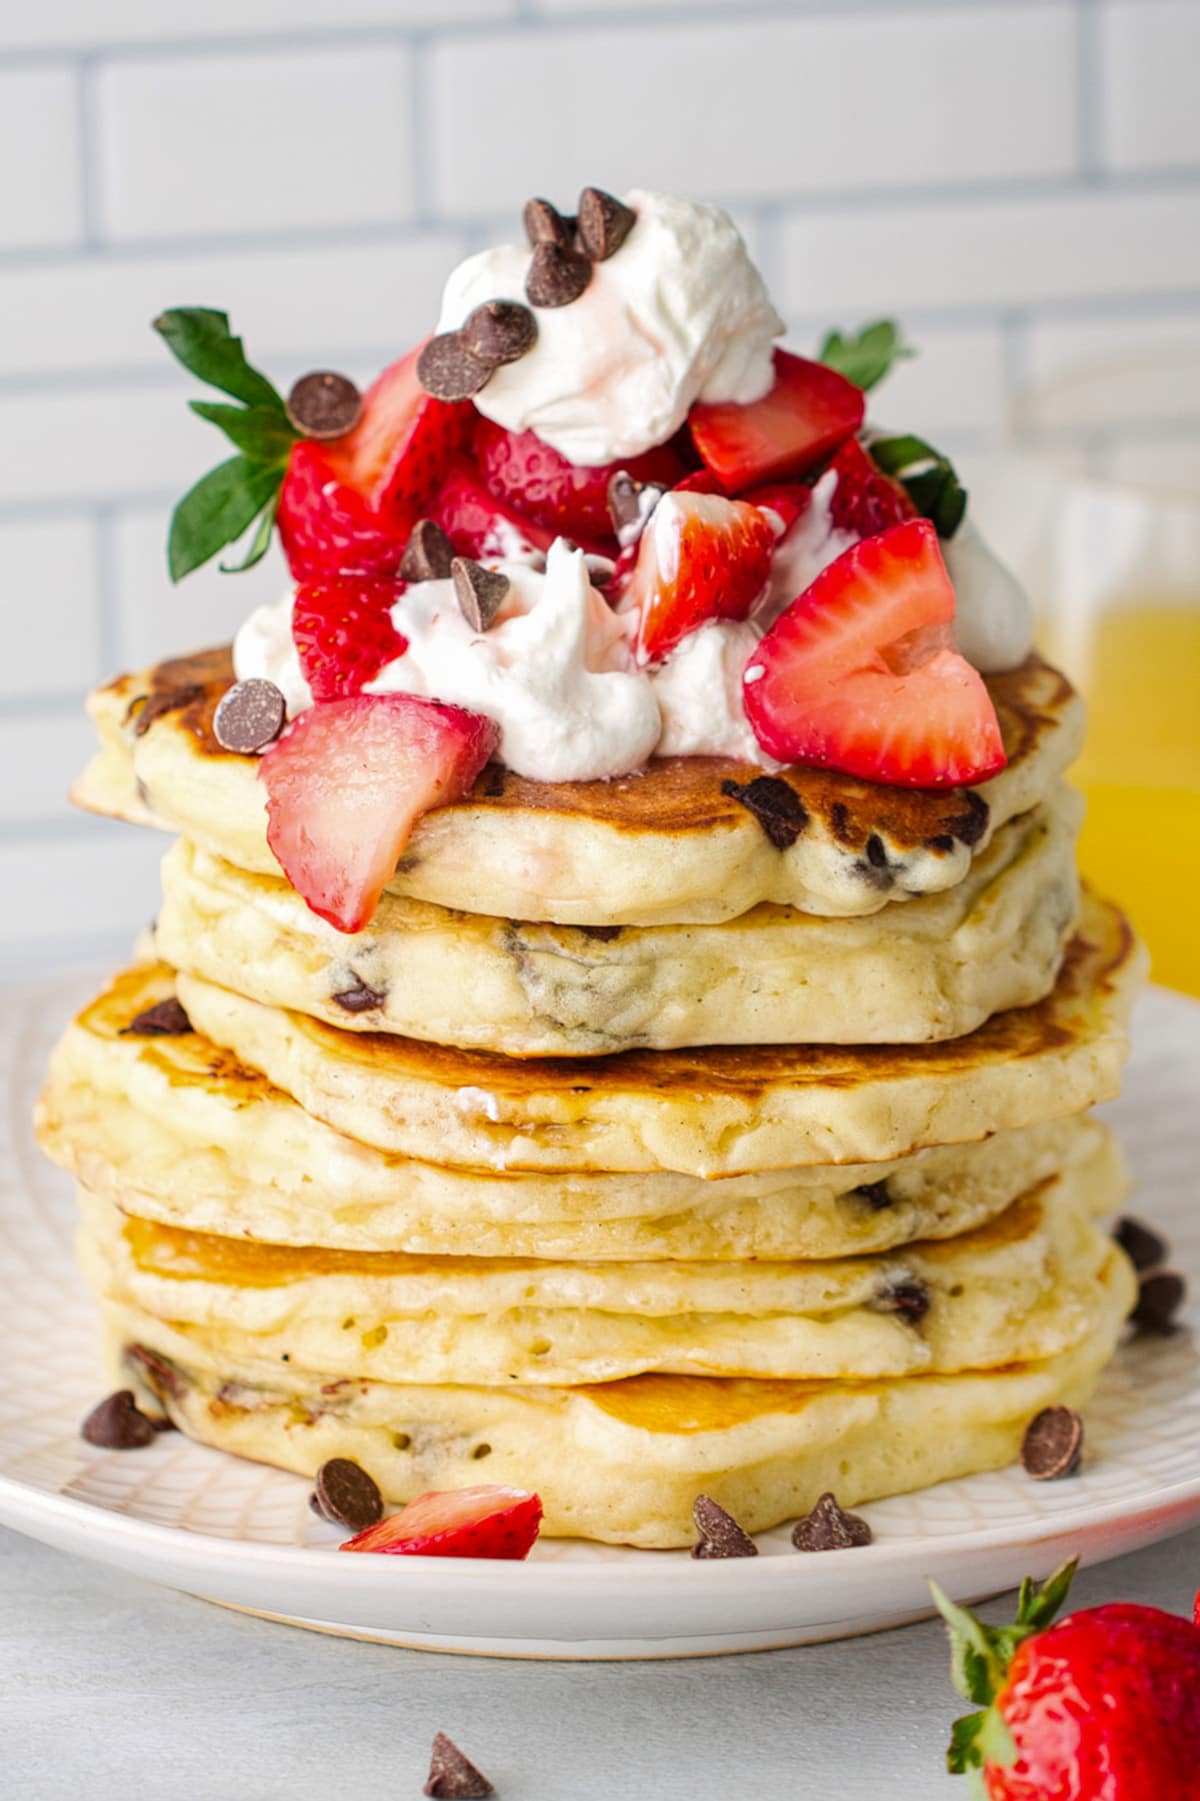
(1, 0, 1198, 964)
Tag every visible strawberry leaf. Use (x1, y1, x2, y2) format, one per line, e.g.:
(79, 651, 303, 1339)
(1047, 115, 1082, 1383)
(819, 320, 913, 392)
(189, 400, 297, 465)
(167, 456, 283, 582)
(154, 308, 285, 412)
(869, 433, 968, 539)
(947, 1711, 988, 1773)
(219, 493, 278, 574)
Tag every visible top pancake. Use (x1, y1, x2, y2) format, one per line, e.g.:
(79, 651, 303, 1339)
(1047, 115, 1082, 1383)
(75, 644, 1084, 926)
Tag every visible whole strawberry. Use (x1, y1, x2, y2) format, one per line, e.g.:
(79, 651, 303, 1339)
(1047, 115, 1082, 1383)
(933, 1561, 1200, 1799)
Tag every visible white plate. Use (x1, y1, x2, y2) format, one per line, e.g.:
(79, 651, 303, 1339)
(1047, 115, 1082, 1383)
(2, 973, 1198, 1659)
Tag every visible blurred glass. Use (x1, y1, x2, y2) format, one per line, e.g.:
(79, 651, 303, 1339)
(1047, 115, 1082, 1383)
(969, 346, 1200, 997)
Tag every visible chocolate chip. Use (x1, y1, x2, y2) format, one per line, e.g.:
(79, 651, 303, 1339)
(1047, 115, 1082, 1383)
(213, 678, 286, 754)
(285, 370, 363, 440)
(876, 1278, 931, 1324)
(607, 470, 664, 542)
(580, 924, 622, 942)
(120, 996, 192, 1038)
(1132, 1269, 1187, 1334)
(583, 553, 617, 586)
(928, 833, 956, 854)
(792, 1492, 873, 1553)
(332, 973, 387, 1014)
(400, 518, 456, 584)
(1021, 1405, 1084, 1481)
(523, 196, 575, 250)
(1114, 1216, 1169, 1273)
(691, 1494, 758, 1560)
(462, 299, 537, 368)
(452, 558, 510, 633)
(124, 1343, 185, 1404)
(482, 766, 506, 799)
(129, 683, 203, 738)
(721, 776, 809, 851)
(81, 1390, 158, 1450)
(525, 240, 592, 309)
(310, 1457, 384, 1532)
(829, 802, 854, 844)
(577, 186, 637, 262)
(853, 1179, 893, 1211)
(944, 790, 989, 847)
(865, 833, 889, 869)
(417, 333, 491, 401)
(424, 1733, 494, 1799)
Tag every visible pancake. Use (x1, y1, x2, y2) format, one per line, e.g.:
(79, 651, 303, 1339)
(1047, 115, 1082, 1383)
(37, 960, 1106, 1260)
(175, 891, 1144, 1176)
(75, 646, 1084, 926)
(101, 1244, 1135, 1546)
(78, 1133, 1125, 1386)
(154, 787, 1081, 1055)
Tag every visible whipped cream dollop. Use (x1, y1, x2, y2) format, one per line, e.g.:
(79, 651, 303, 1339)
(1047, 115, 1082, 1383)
(943, 517, 1035, 673)
(437, 190, 784, 466)
(233, 592, 313, 716)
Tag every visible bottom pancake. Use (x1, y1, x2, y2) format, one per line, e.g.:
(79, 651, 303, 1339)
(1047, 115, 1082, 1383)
(104, 1243, 1134, 1547)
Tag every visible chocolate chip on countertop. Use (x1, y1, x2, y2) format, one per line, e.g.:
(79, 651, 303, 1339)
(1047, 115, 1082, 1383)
(310, 1457, 384, 1532)
(577, 186, 637, 262)
(400, 518, 456, 584)
(285, 370, 363, 440)
(81, 1389, 158, 1450)
(1114, 1216, 1169, 1273)
(332, 973, 387, 1014)
(424, 1732, 495, 1799)
(1132, 1269, 1187, 1335)
(852, 1179, 893, 1212)
(213, 677, 286, 754)
(691, 1493, 759, 1560)
(1021, 1405, 1084, 1481)
(452, 558, 510, 633)
(417, 333, 492, 401)
(876, 1278, 931, 1325)
(523, 196, 575, 250)
(462, 299, 538, 368)
(721, 776, 809, 851)
(525, 240, 592, 309)
(792, 1492, 873, 1552)
(120, 997, 193, 1038)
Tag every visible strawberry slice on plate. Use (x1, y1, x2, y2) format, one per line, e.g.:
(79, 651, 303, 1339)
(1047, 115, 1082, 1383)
(292, 576, 408, 701)
(340, 1485, 543, 1559)
(430, 461, 555, 564)
(261, 694, 498, 932)
(626, 488, 775, 664)
(743, 517, 1006, 787)
(472, 417, 686, 549)
(688, 349, 864, 492)
(827, 438, 916, 538)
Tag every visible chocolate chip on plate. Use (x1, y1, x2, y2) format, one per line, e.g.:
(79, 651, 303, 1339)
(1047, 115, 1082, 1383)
(721, 776, 809, 851)
(1021, 1405, 1084, 1481)
(452, 558, 510, 633)
(213, 677, 286, 755)
(792, 1492, 873, 1553)
(525, 240, 592, 309)
(285, 370, 363, 440)
(310, 1457, 384, 1532)
(691, 1493, 758, 1560)
(120, 996, 193, 1038)
(417, 333, 492, 401)
(424, 1732, 494, 1799)
(332, 973, 387, 1014)
(577, 186, 637, 262)
(462, 299, 538, 368)
(1132, 1269, 1187, 1335)
(523, 196, 575, 250)
(81, 1389, 158, 1450)
(400, 518, 456, 584)
(1114, 1216, 1169, 1273)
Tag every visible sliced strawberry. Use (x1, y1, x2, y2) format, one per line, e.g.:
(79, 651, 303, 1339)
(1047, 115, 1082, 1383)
(261, 694, 498, 932)
(472, 418, 685, 548)
(430, 460, 555, 564)
(278, 440, 412, 580)
(827, 438, 916, 538)
(742, 481, 814, 536)
(689, 349, 865, 492)
(339, 1485, 543, 1560)
(742, 518, 1006, 788)
(292, 577, 408, 702)
(626, 489, 775, 664)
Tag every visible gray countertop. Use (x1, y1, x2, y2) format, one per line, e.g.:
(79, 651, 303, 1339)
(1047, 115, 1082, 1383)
(4, 1522, 1199, 1799)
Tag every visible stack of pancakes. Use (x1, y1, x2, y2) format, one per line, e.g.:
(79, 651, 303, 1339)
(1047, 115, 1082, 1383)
(37, 646, 1144, 1546)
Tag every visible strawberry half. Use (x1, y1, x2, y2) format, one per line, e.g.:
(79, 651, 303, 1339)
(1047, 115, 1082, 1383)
(292, 577, 408, 701)
(430, 460, 554, 564)
(472, 417, 686, 549)
(260, 694, 498, 932)
(688, 349, 865, 492)
(742, 517, 1006, 788)
(339, 1485, 543, 1559)
(626, 489, 775, 664)
(827, 438, 916, 538)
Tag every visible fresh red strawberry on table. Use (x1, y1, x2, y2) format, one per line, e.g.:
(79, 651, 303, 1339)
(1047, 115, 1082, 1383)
(625, 489, 775, 664)
(430, 461, 555, 564)
(827, 437, 917, 538)
(472, 417, 686, 548)
(933, 1559, 1200, 1800)
(291, 576, 408, 701)
(743, 517, 1005, 787)
(260, 694, 497, 933)
(688, 348, 864, 491)
(340, 1485, 543, 1559)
